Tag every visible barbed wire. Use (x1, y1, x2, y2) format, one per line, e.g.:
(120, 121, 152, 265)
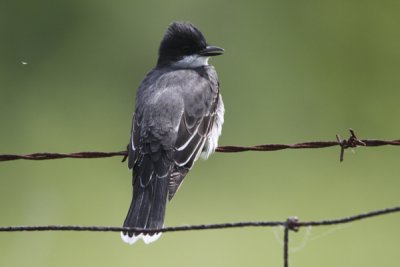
(1, 129, 399, 162)
(2, 206, 399, 233)
(1, 206, 399, 267)
(1, 128, 399, 266)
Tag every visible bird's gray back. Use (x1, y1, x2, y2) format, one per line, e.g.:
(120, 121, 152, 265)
(134, 66, 219, 150)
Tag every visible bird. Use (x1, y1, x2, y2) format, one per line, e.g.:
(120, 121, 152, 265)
(121, 21, 225, 245)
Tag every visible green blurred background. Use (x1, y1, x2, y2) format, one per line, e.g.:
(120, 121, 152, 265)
(1, 0, 399, 266)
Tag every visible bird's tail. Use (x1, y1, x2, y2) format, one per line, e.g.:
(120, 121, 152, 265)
(121, 170, 169, 245)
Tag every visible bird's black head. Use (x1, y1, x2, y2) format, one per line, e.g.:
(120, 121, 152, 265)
(157, 22, 224, 67)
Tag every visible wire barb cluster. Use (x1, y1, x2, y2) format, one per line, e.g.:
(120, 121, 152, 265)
(1, 129, 399, 162)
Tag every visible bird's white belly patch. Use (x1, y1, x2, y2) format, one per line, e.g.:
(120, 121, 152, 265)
(201, 96, 225, 159)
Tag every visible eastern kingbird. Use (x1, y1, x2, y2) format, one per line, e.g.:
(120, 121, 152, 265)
(121, 21, 224, 244)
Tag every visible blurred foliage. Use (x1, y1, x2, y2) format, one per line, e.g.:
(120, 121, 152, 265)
(1, 0, 399, 266)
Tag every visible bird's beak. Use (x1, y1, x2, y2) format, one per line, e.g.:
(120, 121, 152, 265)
(199, 45, 224, 57)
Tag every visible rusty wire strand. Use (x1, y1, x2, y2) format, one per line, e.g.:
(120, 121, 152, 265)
(1, 129, 399, 162)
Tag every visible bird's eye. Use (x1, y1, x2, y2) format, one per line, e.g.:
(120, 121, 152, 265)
(182, 46, 190, 53)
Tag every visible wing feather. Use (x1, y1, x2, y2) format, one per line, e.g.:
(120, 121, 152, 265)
(168, 91, 219, 198)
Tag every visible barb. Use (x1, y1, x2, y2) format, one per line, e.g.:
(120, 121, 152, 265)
(1, 129, 399, 162)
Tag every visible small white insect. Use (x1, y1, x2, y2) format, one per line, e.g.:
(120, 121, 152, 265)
(21, 61, 28, 65)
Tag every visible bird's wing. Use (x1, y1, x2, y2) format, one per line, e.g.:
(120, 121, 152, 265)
(128, 115, 140, 171)
(168, 71, 220, 199)
(173, 103, 217, 168)
(128, 92, 183, 188)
